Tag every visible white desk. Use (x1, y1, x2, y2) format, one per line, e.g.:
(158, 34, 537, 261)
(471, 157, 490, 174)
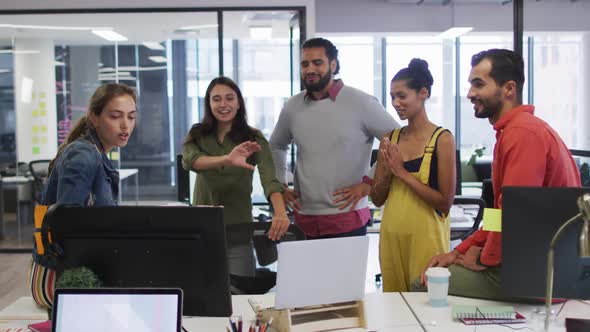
(0, 293, 424, 332)
(117, 168, 139, 204)
(402, 292, 590, 332)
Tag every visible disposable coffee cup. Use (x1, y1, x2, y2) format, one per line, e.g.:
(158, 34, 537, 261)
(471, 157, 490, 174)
(425, 267, 451, 307)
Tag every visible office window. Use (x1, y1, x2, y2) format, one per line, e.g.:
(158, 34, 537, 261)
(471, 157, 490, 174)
(524, 0, 590, 152)
(528, 33, 585, 150)
(328, 36, 375, 97)
(386, 35, 455, 135)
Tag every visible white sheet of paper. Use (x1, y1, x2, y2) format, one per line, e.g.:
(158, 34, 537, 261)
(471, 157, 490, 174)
(275, 236, 369, 309)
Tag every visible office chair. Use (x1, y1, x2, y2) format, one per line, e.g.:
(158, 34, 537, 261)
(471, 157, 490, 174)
(450, 196, 486, 241)
(226, 222, 306, 294)
(28, 159, 51, 204)
(481, 179, 494, 208)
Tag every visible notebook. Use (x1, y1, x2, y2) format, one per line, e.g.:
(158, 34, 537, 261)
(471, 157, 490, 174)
(452, 305, 526, 325)
(51, 288, 183, 332)
(275, 236, 369, 309)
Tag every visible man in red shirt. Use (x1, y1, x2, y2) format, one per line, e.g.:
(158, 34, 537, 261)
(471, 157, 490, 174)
(413, 49, 581, 299)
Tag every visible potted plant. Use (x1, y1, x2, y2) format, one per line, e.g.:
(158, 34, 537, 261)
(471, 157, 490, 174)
(467, 147, 491, 181)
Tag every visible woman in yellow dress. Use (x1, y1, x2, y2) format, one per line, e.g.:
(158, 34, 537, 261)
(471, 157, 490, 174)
(370, 58, 456, 292)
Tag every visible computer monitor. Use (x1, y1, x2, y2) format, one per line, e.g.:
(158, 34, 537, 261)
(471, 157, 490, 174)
(45, 205, 232, 317)
(502, 186, 590, 299)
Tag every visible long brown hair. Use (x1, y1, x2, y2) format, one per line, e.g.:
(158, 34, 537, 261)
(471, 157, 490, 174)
(48, 83, 137, 174)
(184, 76, 256, 145)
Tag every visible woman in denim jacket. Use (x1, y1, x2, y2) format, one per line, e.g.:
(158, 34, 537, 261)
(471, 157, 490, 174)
(30, 83, 137, 309)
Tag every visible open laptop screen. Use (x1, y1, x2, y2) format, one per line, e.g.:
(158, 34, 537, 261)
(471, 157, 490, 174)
(275, 236, 369, 309)
(52, 288, 182, 332)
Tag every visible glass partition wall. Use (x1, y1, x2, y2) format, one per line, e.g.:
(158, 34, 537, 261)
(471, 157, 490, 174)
(0, 8, 305, 250)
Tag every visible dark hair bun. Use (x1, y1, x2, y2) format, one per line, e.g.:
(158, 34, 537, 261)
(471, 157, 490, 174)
(408, 58, 433, 86)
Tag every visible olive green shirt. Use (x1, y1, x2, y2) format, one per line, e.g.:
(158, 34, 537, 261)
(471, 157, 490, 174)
(182, 130, 283, 225)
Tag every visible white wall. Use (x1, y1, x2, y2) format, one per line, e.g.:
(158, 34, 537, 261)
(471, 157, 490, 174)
(13, 39, 58, 162)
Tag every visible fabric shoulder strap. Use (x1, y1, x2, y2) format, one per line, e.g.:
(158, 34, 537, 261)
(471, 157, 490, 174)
(418, 127, 448, 185)
(390, 128, 402, 143)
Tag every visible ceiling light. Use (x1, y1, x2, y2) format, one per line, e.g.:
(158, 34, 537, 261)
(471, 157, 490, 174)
(0, 23, 112, 31)
(177, 24, 218, 31)
(148, 56, 167, 63)
(0, 49, 40, 55)
(438, 27, 473, 39)
(92, 30, 128, 42)
(142, 42, 165, 50)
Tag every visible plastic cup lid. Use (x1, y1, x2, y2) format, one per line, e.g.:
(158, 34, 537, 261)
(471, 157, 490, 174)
(426, 267, 451, 278)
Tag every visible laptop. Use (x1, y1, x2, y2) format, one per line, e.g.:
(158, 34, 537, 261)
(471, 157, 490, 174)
(51, 288, 183, 332)
(275, 236, 369, 309)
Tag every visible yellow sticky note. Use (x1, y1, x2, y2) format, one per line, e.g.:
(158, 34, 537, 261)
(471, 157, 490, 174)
(32, 110, 39, 117)
(40, 109, 47, 116)
(39, 102, 46, 109)
(32, 126, 39, 133)
(32, 136, 39, 144)
(40, 125, 47, 133)
(482, 208, 502, 232)
(109, 151, 120, 161)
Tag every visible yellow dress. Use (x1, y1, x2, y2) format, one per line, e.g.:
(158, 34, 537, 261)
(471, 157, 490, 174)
(379, 127, 450, 292)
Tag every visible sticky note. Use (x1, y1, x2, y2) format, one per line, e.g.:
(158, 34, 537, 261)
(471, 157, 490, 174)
(32, 126, 39, 133)
(32, 110, 39, 117)
(109, 151, 120, 161)
(32, 136, 39, 144)
(32, 146, 40, 155)
(482, 208, 502, 232)
(40, 109, 47, 116)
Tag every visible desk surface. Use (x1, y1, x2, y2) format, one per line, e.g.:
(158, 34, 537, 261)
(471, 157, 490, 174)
(401, 292, 590, 332)
(1, 176, 32, 184)
(4, 293, 589, 332)
(0, 293, 423, 332)
(118, 168, 138, 180)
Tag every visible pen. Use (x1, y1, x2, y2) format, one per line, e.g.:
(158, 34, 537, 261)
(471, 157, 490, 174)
(238, 317, 243, 332)
(229, 318, 238, 332)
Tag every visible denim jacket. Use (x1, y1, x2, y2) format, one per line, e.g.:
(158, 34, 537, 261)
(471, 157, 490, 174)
(42, 130, 119, 206)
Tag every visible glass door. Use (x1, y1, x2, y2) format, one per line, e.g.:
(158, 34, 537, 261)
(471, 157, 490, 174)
(221, 9, 303, 204)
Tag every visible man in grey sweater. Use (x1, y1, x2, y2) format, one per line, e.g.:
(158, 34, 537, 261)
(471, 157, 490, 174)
(270, 38, 398, 239)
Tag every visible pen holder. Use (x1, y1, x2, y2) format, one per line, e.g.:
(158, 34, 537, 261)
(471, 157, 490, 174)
(258, 301, 366, 332)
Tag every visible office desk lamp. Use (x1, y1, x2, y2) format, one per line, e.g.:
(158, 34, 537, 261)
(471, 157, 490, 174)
(545, 193, 590, 331)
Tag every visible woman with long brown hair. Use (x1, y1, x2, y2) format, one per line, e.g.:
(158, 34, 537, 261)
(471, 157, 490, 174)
(182, 76, 289, 277)
(31, 83, 137, 309)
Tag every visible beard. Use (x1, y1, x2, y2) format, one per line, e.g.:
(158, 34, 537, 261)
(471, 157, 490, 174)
(303, 67, 332, 92)
(473, 90, 503, 119)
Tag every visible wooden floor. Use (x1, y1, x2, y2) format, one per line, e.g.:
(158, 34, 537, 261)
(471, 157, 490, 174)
(0, 254, 30, 310)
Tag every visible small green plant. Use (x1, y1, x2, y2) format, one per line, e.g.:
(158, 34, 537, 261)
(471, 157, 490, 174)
(56, 267, 102, 289)
(467, 146, 486, 166)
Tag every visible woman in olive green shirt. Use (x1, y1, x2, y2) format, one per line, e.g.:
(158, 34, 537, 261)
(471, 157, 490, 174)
(182, 77, 289, 276)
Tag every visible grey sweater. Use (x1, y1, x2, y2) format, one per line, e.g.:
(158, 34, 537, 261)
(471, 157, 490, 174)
(270, 85, 399, 215)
